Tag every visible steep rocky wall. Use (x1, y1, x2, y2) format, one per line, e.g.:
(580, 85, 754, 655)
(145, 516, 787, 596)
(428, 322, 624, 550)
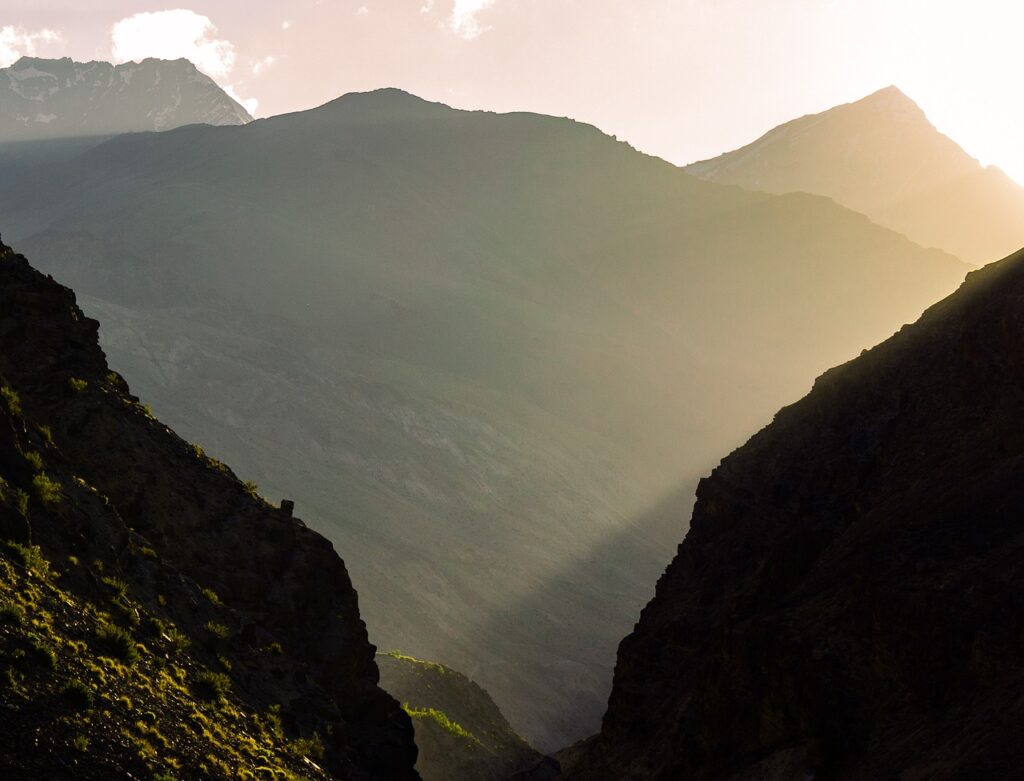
(569, 248, 1024, 779)
(0, 237, 418, 779)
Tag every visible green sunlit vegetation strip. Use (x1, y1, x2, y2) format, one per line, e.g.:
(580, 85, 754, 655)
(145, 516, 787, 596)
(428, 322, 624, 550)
(402, 702, 480, 744)
(384, 650, 448, 675)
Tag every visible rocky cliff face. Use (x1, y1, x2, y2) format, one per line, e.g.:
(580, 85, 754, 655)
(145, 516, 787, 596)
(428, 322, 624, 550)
(0, 57, 251, 141)
(0, 236, 418, 779)
(568, 246, 1024, 780)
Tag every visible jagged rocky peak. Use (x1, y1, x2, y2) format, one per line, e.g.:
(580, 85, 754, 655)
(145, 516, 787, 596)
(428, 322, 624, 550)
(0, 56, 252, 141)
(566, 245, 1024, 780)
(0, 235, 419, 779)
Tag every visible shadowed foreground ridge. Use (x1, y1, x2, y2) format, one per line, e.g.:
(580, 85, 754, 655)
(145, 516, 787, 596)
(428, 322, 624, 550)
(568, 246, 1024, 780)
(0, 236, 418, 779)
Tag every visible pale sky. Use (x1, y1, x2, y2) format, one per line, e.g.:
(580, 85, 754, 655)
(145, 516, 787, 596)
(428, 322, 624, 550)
(2, 1, 1022, 183)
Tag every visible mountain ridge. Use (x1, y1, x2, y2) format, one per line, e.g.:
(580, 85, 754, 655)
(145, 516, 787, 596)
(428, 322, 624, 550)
(686, 86, 1024, 264)
(378, 651, 544, 781)
(0, 56, 252, 142)
(565, 243, 1024, 779)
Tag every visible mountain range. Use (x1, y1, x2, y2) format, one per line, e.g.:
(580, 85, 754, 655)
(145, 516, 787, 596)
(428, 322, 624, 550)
(566, 245, 1024, 779)
(0, 56, 251, 142)
(2, 55, 1023, 778)
(0, 78, 969, 749)
(687, 86, 1024, 265)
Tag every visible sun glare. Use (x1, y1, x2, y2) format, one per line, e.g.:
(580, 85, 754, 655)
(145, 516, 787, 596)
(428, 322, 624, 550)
(855, 0, 1024, 185)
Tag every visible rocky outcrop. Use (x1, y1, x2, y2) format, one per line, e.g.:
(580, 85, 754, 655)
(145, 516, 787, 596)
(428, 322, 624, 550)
(0, 236, 418, 779)
(568, 246, 1024, 779)
(377, 652, 543, 781)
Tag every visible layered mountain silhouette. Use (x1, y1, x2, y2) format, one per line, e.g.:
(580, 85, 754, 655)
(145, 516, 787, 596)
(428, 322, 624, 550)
(0, 237, 417, 780)
(567, 246, 1024, 779)
(0, 87, 968, 749)
(687, 86, 1024, 265)
(0, 57, 251, 142)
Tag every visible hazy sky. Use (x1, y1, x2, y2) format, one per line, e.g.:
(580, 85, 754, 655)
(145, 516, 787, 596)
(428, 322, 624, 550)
(2, 1, 1022, 183)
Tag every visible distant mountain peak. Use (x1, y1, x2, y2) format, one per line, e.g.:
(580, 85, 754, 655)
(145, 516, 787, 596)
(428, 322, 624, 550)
(847, 84, 926, 117)
(685, 85, 1024, 264)
(863, 83, 912, 101)
(0, 56, 252, 141)
(314, 87, 452, 120)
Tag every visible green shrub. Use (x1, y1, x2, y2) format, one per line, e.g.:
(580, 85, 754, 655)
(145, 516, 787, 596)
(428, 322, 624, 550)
(14, 490, 28, 518)
(0, 601, 24, 626)
(204, 621, 230, 641)
(287, 732, 325, 760)
(36, 424, 54, 446)
(31, 473, 61, 506)
(63, 679, 94, 709)
(72, 734, 90, 752)
(1, 386, 21, 416)
(6, 542, 49, 579)
(1, 666, 21, 690)
(264, 704, 284, 739)
(95, 624, 139, 664)
(22, 450, 43, 471)
(138, 546, 158, 560)
(201, 588, 221, 605)
(193, 670, 231, 703)
(68, 378, 88, 393)
(101, 576, 130, 599)
(165, 625, 191, 653)
(29, 637, 57, 669)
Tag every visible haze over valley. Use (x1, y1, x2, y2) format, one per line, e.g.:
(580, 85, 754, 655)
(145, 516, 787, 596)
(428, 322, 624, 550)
(0, 72, 973, 750)
(1, 4, 1023, 780)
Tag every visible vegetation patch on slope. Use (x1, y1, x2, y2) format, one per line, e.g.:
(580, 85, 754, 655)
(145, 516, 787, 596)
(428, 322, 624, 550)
(380, 650, 546, 781)
(402, 704, 479, 744)
(0, 444, 329, 781)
